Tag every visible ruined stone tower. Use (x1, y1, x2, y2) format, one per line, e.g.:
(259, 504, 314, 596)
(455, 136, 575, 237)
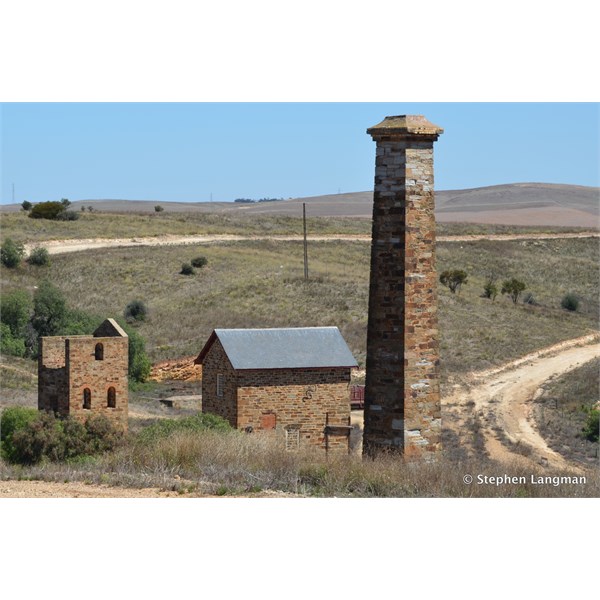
(362, 115, 443, 460)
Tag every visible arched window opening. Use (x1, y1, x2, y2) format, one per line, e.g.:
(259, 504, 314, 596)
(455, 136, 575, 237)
(107, 387, 116, 408)
(83, 388, 92, 409)
(95, 343, 104, 360)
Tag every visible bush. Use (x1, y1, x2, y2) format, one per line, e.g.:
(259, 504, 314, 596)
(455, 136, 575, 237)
(21, 200, 32, 211)
(29, 201, 66, 220)
(522, 292, 537, 305)
(124, 299, 148, 323)
(440, 269, 468, 294)
(191, 256, 208, 269)
(180, 262, 195, 275)
(0, 407, 39, 462)
(0, 289, 32, 338)
(56, 210, 80, 221)
(482, 281, 498, 301)
(581, 408, 599, 443)
(0, 322, 27, 357)
(31, 280, 68, 338)
(3, 411, 124, 465)
(154, 205, 164, 213)
(136, 413, 231, 445)
(561, 293, 580, 312)
(501, 278, 526, 304)
(27, 247, 51, 267)
(116, 319, 152, 383)
(1, 238, 25, 268)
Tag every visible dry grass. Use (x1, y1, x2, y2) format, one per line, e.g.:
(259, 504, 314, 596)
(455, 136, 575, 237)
(533, 358, 599, 465)
(1, 237, 597, 378)
(1, 209, 592, 245)
(1, 427, 597, 497)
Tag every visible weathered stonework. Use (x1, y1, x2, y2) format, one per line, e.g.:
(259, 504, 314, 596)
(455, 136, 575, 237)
(363, 115, 443, 460)
(38, 319, 129, 432)
(198, 333, 353, 453)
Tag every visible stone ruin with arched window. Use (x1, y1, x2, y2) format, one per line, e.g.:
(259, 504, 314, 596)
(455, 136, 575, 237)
(38, 318, 129, 431)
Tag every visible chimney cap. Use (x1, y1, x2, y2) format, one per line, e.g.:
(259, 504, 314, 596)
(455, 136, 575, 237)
(367, 115, 443, 138)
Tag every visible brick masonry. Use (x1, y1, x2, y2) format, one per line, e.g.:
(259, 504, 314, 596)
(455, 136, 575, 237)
(38, 319, 129, 431)
(201, 338, 352, 453)
(363, 115, 443, 460)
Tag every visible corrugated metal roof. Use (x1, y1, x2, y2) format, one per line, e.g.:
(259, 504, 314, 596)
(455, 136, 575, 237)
(196, 327, 358, 370)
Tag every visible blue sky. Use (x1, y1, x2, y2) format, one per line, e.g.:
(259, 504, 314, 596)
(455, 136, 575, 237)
(1, 103, 598, 204)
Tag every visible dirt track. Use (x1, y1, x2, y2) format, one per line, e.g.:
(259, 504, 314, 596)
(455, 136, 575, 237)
(24, 231, 599, 256)
(446, 333, 600, 472)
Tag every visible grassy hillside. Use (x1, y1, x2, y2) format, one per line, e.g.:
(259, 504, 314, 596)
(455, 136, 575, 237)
(1, 209, 594, 245)
(1, 237, 597, 383)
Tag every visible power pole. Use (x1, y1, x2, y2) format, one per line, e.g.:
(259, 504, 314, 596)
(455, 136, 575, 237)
(303, 202, 309, 280)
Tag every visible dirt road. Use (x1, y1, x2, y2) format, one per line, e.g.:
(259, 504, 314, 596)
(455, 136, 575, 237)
(446, 333, 600, 472)
(24, 231, 599, 256)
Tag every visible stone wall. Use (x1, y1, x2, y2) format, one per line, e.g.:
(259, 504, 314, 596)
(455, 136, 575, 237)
(200, 338, 238, 426)
(237, 368, 351, 453)
(66, 336, 129, 431)
(38, 333, 129, 432)
(38, 336, 69, 414)
(201, 340, 352, 453)
(363, 116, 442, 460)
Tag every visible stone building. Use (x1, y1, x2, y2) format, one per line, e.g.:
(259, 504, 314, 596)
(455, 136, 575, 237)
(363, 115, 443, 460)
(38, 318, 129, 431)
(195, 327, 357, 453)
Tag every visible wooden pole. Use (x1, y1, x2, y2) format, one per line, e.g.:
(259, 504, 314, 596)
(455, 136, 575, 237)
(303, 202, 309, 280)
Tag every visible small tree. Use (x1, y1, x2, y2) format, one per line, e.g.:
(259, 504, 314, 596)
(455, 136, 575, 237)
(154, 205, 164, 213)
(124, 299, 148, 323)
(440, 269, 468, 294)
(21, 200, 32, 211)
(0, 238, 25, 268)
(29, 201, 65, 220)
(31, 280, 68, 338)
(27, 247, 51, 267)
(561, 293, 580, 312)
(0, 289, 32, 337)
(60, 198, 71, 209)
(581, 408, 599, 443)
(87, 205, 94, 212)
(501, 278, 526, 304)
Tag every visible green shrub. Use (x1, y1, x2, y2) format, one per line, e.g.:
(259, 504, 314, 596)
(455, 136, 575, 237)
(0, 289, 32, 338)
(1, 238, 25, 268)
(581, 408, 599, 443)
(522, 292, 537, 305)
(0, 406, 39, 462)
(136, 413, 231, 445)
(180, 262, 195, 275)
(561, 293, 580, 312)
(191, 256, 208, 268)
(482, 281, 498, 300)
(116, 319, 152, 383)
(3, 411, 124, 465)
(21, 200, 32, 211)
(154, 205, 164, 213)
(124, 299, 148, 323)
(501, 278, 526, 304)
(56, 210, 80, 221)
(27, 247, 51, 267)
(31, 280, 68, 338)
(0, 322, 27, 357)
(29, 201, 66, 220)
(440, 269, 468, 294)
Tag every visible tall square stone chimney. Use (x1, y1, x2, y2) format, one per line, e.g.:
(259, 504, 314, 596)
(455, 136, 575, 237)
(363, 115, 443, 460)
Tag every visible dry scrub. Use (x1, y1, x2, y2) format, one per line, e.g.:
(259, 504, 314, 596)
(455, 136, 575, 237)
(1, 427, 596, 497)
